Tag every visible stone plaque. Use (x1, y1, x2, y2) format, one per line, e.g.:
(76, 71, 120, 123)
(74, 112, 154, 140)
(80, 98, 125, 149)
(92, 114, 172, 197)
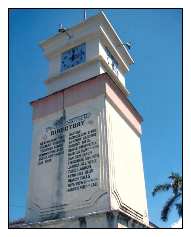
(28, 96, 107, 222)
(37, 112, 99, 193)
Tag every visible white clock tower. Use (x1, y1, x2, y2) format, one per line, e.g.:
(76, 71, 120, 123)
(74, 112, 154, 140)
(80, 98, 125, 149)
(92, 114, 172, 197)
(25, 12, 150, 228)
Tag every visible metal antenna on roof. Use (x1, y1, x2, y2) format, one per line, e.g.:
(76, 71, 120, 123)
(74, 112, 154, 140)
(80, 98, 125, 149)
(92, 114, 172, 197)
(117, 42, 132, 50)
(123, 42, 132, 50)
(58, 24, 72, 39)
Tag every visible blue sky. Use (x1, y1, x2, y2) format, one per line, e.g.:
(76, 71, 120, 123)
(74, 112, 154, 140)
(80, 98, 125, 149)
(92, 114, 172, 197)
(9, 9, 182, 228)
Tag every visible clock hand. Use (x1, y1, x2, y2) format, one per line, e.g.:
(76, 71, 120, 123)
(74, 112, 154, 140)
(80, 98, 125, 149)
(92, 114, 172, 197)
(70, 53, 81, 61)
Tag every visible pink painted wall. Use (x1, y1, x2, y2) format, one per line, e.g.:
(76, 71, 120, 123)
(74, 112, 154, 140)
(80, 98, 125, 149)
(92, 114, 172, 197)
(31, 73, 142, 134)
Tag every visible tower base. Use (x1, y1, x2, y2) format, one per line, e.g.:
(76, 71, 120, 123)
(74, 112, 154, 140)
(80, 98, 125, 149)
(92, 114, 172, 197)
(9, 211, 155, 228)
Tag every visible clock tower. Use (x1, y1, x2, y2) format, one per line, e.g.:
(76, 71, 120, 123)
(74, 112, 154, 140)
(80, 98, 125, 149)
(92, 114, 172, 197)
(26, 12, 150, 228)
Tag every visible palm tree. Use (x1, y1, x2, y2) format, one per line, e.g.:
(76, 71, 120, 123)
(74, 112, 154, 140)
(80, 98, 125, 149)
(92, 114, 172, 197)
(152, 172, 182, 222)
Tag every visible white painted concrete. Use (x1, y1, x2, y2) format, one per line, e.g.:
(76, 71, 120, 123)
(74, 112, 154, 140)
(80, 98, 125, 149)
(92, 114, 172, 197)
(40, 12, 133, 94)
(26, 95, 110, 222)
(105, 99, 149, 225)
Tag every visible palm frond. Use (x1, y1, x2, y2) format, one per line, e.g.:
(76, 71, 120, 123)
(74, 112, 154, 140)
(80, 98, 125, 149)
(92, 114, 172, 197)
(161, 193, 181, 221)
(152, 183, 171, 196)
(168, 172, 179, 177)
(169, 173, 182, 195)
(175, 203, 182, 217)
(168, 172, 182, 181)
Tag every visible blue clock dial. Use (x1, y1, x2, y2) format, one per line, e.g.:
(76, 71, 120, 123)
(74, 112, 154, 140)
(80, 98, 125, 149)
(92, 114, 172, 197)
(60, 43, 86, 72)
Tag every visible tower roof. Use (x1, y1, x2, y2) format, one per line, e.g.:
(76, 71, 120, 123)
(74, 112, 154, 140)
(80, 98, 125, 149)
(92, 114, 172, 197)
(40, 11, 134, 68)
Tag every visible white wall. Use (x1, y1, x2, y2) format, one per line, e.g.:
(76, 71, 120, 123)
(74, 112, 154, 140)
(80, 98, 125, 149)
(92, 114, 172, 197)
(26, 95, 110, 222)
(48, 38, 99, 79)
(105, 99, 149, 224)
(99, 41, 126, 86)
(45, 37, 127, 95)
(46, 61, 101, 94)
(48, 54, 60, 78)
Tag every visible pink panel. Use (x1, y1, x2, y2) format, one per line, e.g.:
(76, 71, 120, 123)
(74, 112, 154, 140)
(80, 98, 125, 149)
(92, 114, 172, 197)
(31, 73, 142, 135)
(32, 92, 63, 120)
(105, 79, 142, 134)
(64, 76, 105, 108)
(31, 75, 106, 120)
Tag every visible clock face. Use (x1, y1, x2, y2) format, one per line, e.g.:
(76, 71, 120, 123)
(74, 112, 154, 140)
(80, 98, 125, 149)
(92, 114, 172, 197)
(60, 43, 86, 72)
(105, 47, 119, 76)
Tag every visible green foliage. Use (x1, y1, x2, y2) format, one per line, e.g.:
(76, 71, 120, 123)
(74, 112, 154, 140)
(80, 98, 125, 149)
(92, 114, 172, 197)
(152, 172, 182, 222)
